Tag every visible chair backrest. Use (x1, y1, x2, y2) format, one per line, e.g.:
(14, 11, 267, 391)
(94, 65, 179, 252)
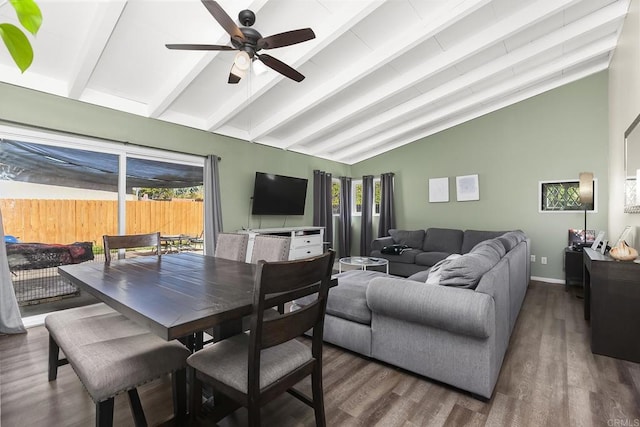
(214, 233, 249, 262)
(250, 235, 291, 263)
(103, 232, 161, 263)
(247, 250, 335, 385)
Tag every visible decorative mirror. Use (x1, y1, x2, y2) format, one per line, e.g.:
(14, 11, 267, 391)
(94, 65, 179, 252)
(625, 113, 640, 213)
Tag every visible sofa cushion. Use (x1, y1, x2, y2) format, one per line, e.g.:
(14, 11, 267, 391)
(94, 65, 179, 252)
(294, 270, 387, 325)
(422, 228, 463, 253)
(497, 235, 518, 252)
(407, 268, 432, 282)
(496, 230, 526, 252)
(461, 230, 506, 254)
(389, 229, 425, 249)
(438, 247, 501, 289)
(415, 251, 450, 267)
(370, 248, 421, 264)
(471, 238, 506, 258)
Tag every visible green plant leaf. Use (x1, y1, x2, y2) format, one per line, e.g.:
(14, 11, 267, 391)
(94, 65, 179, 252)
(0, 23, 33, 72)
(9, 0, 42, 35)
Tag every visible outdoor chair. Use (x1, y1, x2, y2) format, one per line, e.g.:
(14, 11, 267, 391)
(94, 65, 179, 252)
(45, 232, 189, 427)
(187, 250, 335, 426)
(189, 230, 204, 250)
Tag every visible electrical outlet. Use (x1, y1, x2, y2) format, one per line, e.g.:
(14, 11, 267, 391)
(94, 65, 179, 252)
(530, 255, 536, 262)
(541, 256, 547, 265)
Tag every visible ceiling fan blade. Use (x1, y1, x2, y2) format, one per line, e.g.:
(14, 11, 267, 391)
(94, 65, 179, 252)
(228, 63, 243, 84)
(258, 54, 305, 82)
(165, 44, 236, 51)
(201, 0, 244, 41)
(258, 28, 315, 50)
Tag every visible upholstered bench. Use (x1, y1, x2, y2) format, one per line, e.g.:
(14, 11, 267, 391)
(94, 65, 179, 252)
(45, 304, 190, 427)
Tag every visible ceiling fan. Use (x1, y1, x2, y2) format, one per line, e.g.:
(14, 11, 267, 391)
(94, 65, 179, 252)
(166, 0, 315, 84)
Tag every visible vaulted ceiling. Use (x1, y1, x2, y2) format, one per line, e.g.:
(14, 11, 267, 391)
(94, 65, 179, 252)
(0, 0, 628, 164)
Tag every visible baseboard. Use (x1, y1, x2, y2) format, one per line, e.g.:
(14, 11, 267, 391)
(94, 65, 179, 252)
(22, 313, 48, 328)
(531, 276, 564, 285)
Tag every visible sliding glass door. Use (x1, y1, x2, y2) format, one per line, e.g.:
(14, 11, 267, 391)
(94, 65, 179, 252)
(0, 126, 203, 318)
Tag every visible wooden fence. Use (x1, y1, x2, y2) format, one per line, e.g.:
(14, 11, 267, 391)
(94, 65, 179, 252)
(1, 199, 203, 248)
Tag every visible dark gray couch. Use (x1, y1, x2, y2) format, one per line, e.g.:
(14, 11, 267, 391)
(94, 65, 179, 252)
(371, 228, 507, 277)
(293, 230, 530, 399)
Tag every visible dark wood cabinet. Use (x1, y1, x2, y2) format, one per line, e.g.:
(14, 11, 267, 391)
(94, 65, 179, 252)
(583, 248, 640, 363)
(564, 247, 583, 291)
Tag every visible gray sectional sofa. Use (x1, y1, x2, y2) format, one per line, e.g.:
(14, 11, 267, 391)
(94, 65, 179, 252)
(371, 228, 508, 277)
(293, 230, 530, 399)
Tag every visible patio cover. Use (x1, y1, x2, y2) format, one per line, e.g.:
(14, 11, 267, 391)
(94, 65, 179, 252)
(0, 140, 203, 192)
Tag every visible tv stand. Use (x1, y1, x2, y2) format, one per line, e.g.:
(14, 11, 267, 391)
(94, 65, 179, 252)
(239, 226, 325, 262)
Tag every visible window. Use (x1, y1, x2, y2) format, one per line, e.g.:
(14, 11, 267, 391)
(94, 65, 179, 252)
(539, 179, 597, 213)
(332, 178, 340, 215)
(351, 178, 381, 216)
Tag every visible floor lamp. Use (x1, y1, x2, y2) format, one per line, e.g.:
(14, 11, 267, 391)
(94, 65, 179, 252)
(579, 172, 594, 245)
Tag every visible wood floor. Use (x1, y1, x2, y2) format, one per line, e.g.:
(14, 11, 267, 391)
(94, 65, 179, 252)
(1, 280, 639, 426)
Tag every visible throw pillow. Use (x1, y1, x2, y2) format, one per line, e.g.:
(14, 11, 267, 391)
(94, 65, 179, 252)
(438, 249, 500, 289)
(425, 254, 461, 285)
(389, 229, 425, 249)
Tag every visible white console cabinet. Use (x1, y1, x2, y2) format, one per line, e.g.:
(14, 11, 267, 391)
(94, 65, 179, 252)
(239, 226, 325, 263)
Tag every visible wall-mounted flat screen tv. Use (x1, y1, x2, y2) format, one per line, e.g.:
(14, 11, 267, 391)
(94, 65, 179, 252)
(251, 172, 308, 215)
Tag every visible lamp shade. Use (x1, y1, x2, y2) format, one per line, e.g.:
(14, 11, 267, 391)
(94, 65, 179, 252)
(579, 172, 594, 204)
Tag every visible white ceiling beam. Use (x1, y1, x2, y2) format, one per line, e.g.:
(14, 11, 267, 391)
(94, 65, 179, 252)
(67, 1, 128, 100)
(292, 0, 584, 153)
(305, 1, 626, 155)
(0, 64, 67, 96)
(147, 0, 266, 118)
(342, 61, 609, 165)
(247, 0, 493, 142)
(331, 35, 617, 162)
(80, 87, 150, 117)
(203, 0, 385, 133)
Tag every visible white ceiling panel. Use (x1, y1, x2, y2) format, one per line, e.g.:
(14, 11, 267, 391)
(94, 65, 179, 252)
(0, 0, 629, 164)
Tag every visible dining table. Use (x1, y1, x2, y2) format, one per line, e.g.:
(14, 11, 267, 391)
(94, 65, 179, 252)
(58, 252, 262, 348)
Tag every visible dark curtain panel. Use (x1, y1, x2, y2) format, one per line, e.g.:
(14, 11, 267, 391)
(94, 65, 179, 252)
(313, 170, 334, 249)
(378, 172, 396, 237)
(338, 176, 352, 257)
(204, 155, 223, 256)
(360, 175, 374, 256)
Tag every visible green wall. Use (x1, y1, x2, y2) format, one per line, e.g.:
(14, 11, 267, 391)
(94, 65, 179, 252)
(0, 70, 609, 281)
(351, 72, 609, 281)
(0, 82, 349, 233)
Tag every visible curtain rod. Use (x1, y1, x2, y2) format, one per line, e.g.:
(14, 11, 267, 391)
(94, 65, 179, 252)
(0, 118, 220, 161)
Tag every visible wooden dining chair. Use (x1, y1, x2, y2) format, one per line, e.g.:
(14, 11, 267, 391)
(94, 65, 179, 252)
(45, 232, 189, 427)
(103, 232, 161, 262)
(214, 232, 249, 261)
(187, 250, 335, 427)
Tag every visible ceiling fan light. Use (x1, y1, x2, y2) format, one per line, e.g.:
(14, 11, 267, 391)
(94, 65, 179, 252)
(252, 58, 268, 75)
(234, 51, 251, 71)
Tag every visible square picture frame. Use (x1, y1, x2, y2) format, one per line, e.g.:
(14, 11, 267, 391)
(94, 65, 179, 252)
(456, 174, 479, 201)
(428, 177, 449, 203)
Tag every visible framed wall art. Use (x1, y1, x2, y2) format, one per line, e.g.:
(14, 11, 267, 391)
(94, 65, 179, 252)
(456, 174, 479, 201)
(429, 177, 449, 203)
